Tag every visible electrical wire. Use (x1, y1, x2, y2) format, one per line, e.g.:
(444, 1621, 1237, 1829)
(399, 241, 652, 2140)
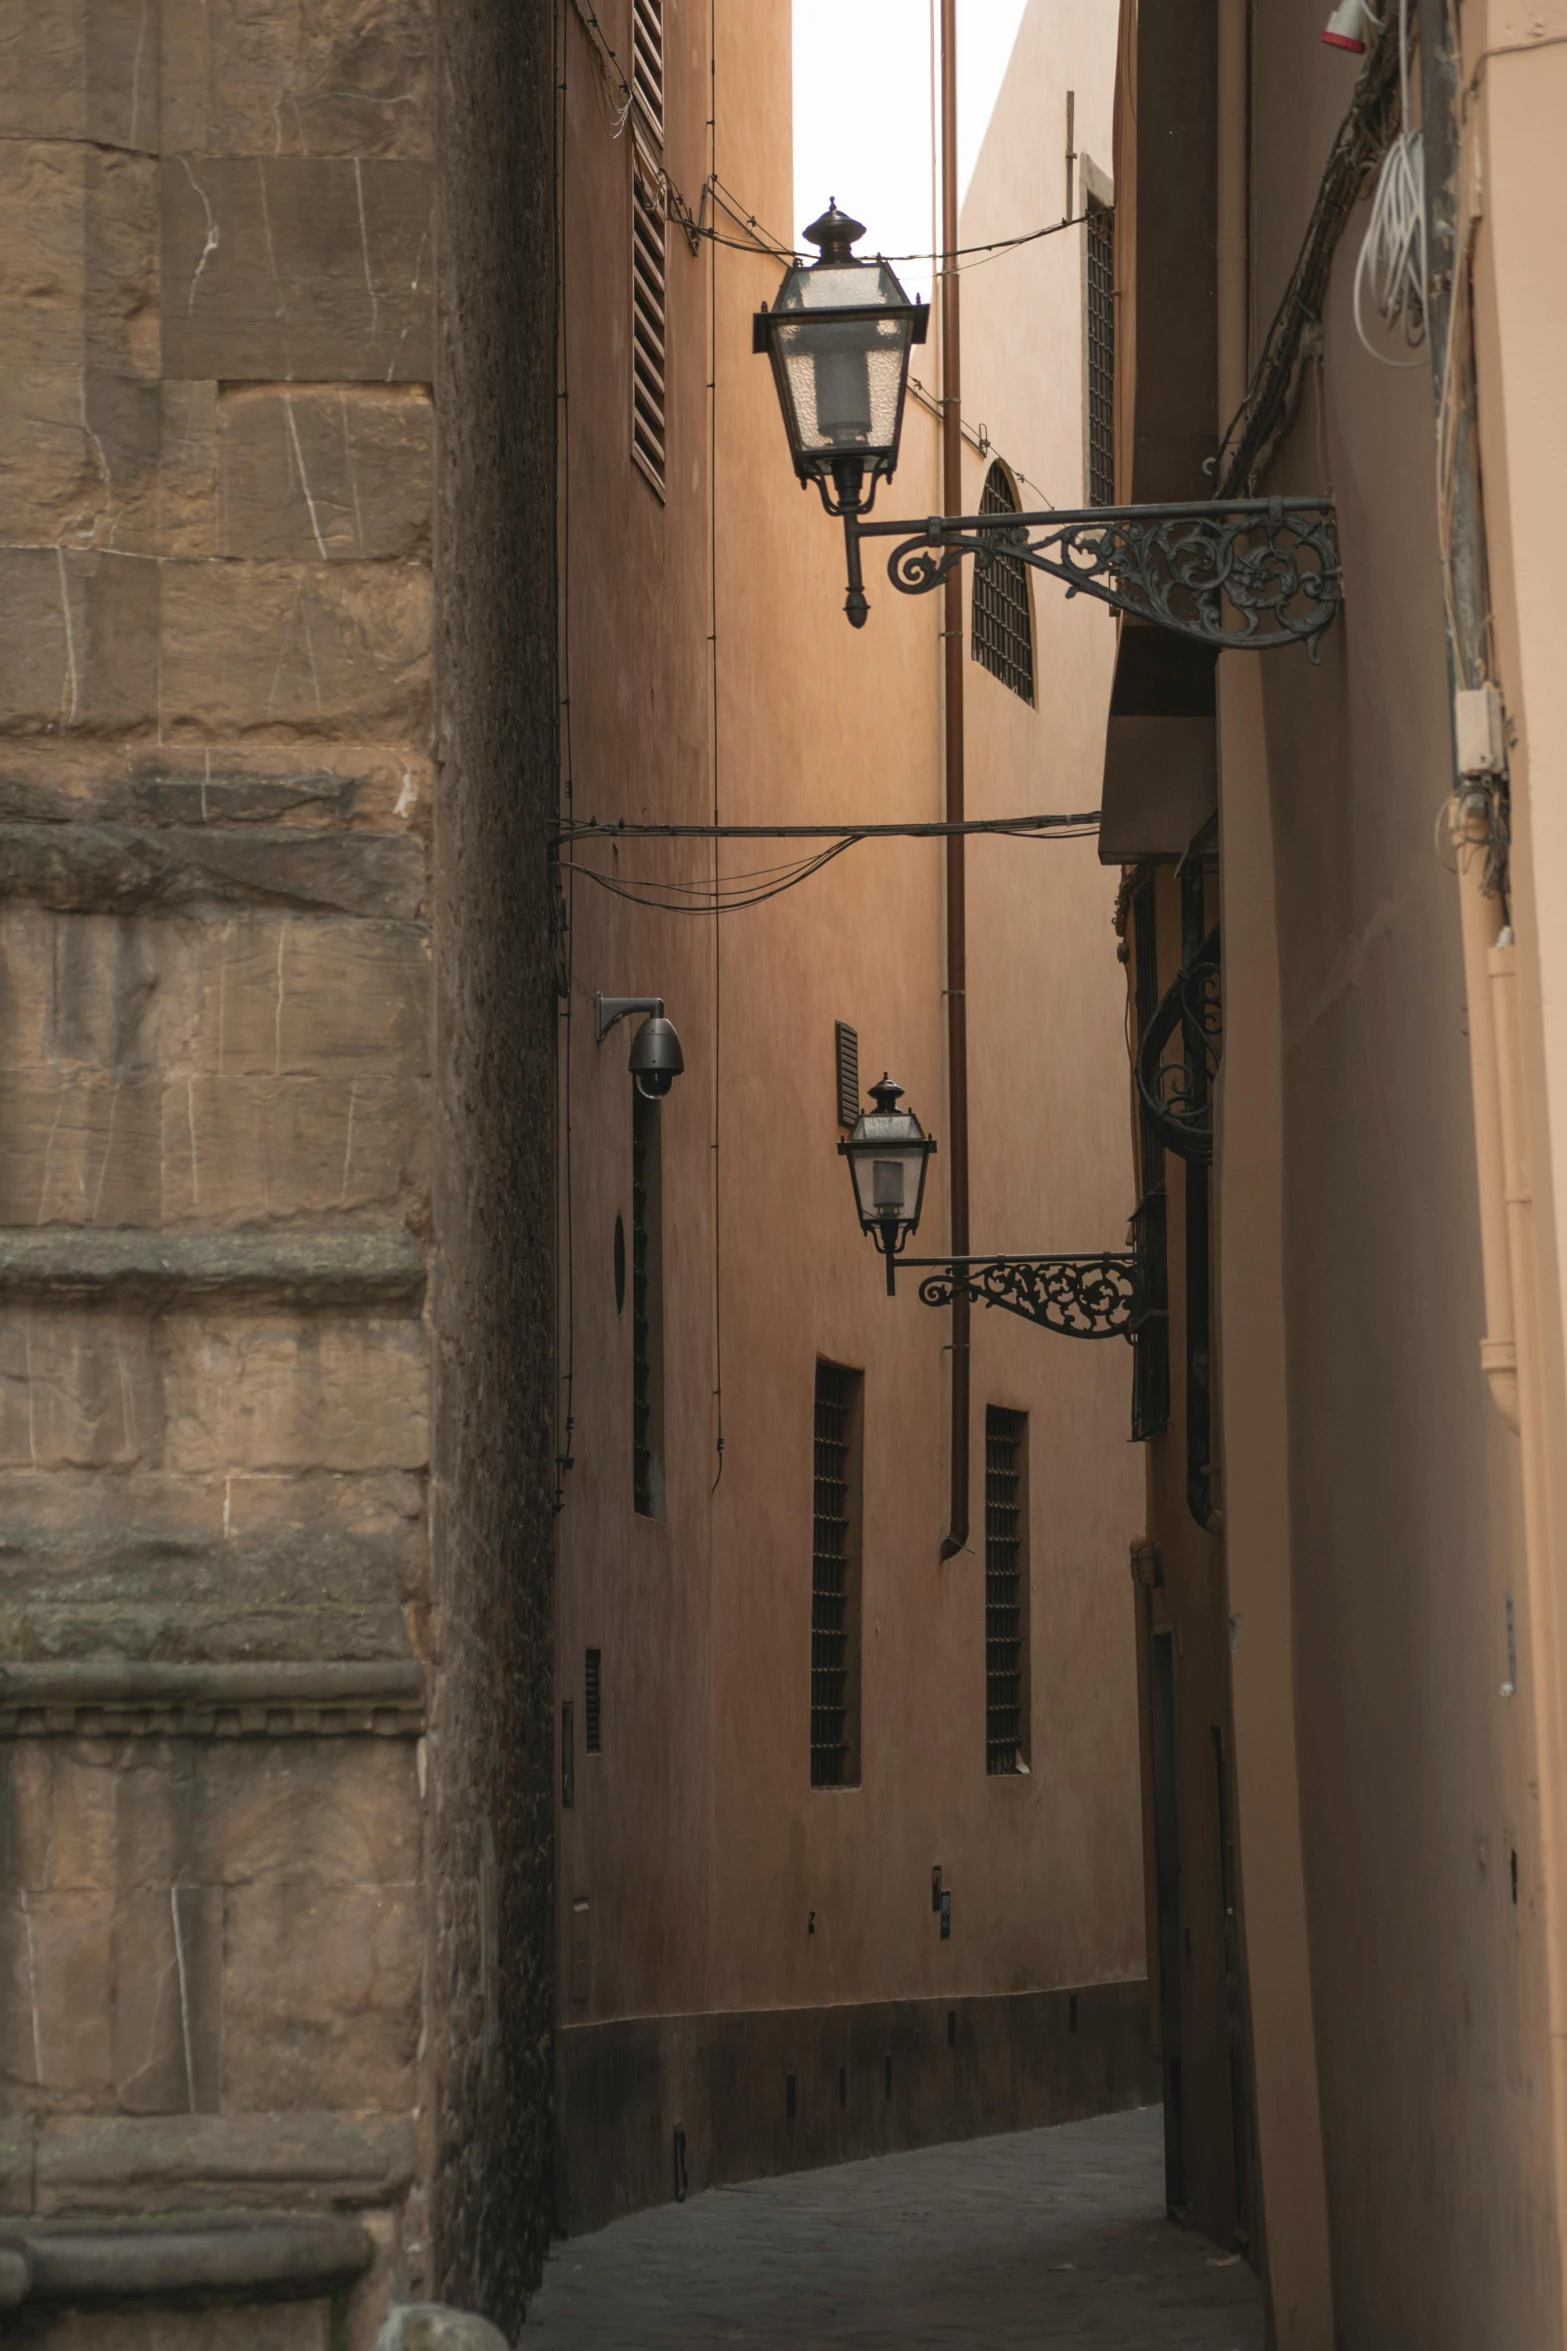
(555, 811, 1101, 840)
(1352, 0, 1427, 364)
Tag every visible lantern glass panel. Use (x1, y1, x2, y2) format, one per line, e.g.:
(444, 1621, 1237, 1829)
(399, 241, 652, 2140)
(774, 260, 915, 466)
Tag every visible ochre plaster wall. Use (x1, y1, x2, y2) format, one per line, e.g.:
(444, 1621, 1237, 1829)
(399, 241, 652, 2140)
(554, 0, 1151, 2227)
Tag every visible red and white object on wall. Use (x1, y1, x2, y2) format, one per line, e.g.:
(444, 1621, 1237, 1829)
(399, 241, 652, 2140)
(1320, 0, 1379, 50)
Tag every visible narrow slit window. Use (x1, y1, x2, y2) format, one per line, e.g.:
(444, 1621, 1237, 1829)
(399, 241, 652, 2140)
(632, 1093, 665, 1516)
(985, 1407, 1029, 1774)
(584, 1649, 602, 1754)
(811, 1360, 863, 1788)
(1085, 198, 1116, 506)
(970, 463, 1034, 704)
(631, 139, 668, 496)
(632, 0, 664, 143)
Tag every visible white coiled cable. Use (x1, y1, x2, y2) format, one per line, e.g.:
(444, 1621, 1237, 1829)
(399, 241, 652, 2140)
(1353, 0, 1429, 364)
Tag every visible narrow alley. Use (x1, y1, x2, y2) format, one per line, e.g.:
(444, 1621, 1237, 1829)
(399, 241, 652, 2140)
(525, 2109, 1262, 2348)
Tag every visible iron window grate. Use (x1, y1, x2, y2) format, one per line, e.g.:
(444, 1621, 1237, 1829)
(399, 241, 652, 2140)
(632, 0, 664, 143)
(835, 1021, 860, 1130)
(632, 140, 668, 496)
(811, 1361, 857, 1787)
(1086, 201, 1116, 507)
(971, 464, 1034, 704)
(585, 1649, 601, 1754)
(985, 1407, 1026, 1773)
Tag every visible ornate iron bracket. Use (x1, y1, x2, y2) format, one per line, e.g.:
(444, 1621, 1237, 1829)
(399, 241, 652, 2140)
(848, 496, 1339, 652)
(899, 1252, 1137, 1340)
(1136, 924, 1222, 1165)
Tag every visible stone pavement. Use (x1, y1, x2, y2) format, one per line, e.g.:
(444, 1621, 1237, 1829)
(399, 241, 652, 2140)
(525, 2104, 1263, 2347)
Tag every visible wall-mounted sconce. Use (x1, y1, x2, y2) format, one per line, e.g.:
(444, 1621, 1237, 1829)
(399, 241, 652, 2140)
(595, 995, 685, 1100)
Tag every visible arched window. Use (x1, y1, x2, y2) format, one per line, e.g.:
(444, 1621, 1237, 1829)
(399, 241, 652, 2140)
(970, 463, 1034, 704)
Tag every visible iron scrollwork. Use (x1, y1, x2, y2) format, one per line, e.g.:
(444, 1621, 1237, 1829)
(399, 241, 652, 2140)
(910, 1252, 1137, 1340)
(859, 496, 1340, 653)
(1136, 925, 1222, 1165)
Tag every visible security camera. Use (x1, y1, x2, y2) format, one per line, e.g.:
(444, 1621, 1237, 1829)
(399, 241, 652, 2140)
(629, 1011, 684, 1099)
(595, 993, 685, 1099)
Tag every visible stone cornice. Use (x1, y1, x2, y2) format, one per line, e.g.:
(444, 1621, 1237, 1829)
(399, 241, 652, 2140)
(0, 1658, 426, 1737)
(0, 2216, 373, 2310)
(0, 1228, 427, 1308)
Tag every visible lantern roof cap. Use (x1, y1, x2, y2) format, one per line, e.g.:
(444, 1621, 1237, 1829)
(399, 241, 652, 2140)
(803, 201, 867, 264)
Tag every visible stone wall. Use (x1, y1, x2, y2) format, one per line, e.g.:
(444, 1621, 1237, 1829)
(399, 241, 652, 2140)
(0, 0, 556, 2338)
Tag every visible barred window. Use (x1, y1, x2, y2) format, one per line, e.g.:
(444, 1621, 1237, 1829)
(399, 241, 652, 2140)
(631, 138, 667, 496)
(985, 1407, 1029, 1774)
(1086, 197, 1115, 506)
(632, 1093, 664, 1515)
(970, 463, 1034, 704)
(810, 1360, 862, 1788)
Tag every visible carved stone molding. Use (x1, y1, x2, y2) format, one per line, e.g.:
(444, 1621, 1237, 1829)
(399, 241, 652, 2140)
(0, 2215, 372, 2308)
(0, 1227, 427, 1308)
(0, 1657, 426, 1738)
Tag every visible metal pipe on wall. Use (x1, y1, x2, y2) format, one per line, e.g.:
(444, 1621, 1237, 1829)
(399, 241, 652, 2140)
(938, 0, 970, 1561)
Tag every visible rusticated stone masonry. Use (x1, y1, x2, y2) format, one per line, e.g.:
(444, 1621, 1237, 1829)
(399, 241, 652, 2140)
(0, 1, 557, 2343)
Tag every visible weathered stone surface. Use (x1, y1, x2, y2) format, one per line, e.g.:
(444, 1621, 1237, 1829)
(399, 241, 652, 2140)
(0, 744, 431, 832)
(161, 158, 434, 383)
(0, 821, 425, 917)
(0, 907, 429, 1083)
(0, 551, 160, 737)
(224, 1881, 420, 2109)
(0, 1312, 159, 1470)
(160, 561, 433, 741)
(13, 2215, 372, 2306)
(0, 1467, 422, 1663)
(0, 379, 220, 559)
(0, 0, 163, 150)
(27, 2111, 419, 2213)
(0, 1228, 426, 1306)
(163, 1316, 428, 1473)
(219, 386, 433, 562)
(0, 1071, 425, 1228)
(374, 2305, 509, 2351)
(160, 0, 434, 160)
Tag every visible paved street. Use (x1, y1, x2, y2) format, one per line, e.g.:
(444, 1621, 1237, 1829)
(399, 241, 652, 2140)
(525, 2105, 1263, 2347)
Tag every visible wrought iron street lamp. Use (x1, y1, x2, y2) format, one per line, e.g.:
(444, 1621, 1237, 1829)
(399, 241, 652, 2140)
(839, 1075, 937, 1292)
(839, 1075, 1137, 1339)
(753, 203, 928, 628)
(755, 211, 1341, 651)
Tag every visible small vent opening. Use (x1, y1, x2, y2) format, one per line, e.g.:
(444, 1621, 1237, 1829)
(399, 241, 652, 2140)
(835, 1021, 860, 1129)
(585, 1648, 602, 1754)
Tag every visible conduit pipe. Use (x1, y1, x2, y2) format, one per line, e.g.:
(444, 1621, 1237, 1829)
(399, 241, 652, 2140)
(938, 0, 970, 1560)
(1451, 814, 1519, 1427)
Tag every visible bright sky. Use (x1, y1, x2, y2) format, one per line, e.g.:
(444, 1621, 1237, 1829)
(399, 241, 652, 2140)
(792, 0, 1030, 288)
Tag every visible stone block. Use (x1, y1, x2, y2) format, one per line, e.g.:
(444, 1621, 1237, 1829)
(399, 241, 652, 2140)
(0, 907, 429, 1086)
(160, 1075, 428, 1225)
(33, 2110, 419, 2212)
(0, 551, 160, 737)
(0, 821, 427, 920)
(0, 1076, 165, 1229)
(161, 157, 434, 383)
(0, 0, 163, 150)
(0, 742, 430, 832)
(184, 915, 430, 1080)
(163, 1316, 427, 1473)
(159, 560, 433, 741)
(110, 1882, 223, 2114)
(12, 1889, 115, 2097)
(222, 1881, 420, 2109)
(218, 386, 433, 562)
(160, 0, 433, 160)
(0, 1310, 160, 1470)
(0, 1466, 424, 1664)
(199, 1736, 420, 1887)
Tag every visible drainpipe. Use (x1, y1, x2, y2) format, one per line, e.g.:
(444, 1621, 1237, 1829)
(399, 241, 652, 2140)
(938, 0, 970, 1561)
